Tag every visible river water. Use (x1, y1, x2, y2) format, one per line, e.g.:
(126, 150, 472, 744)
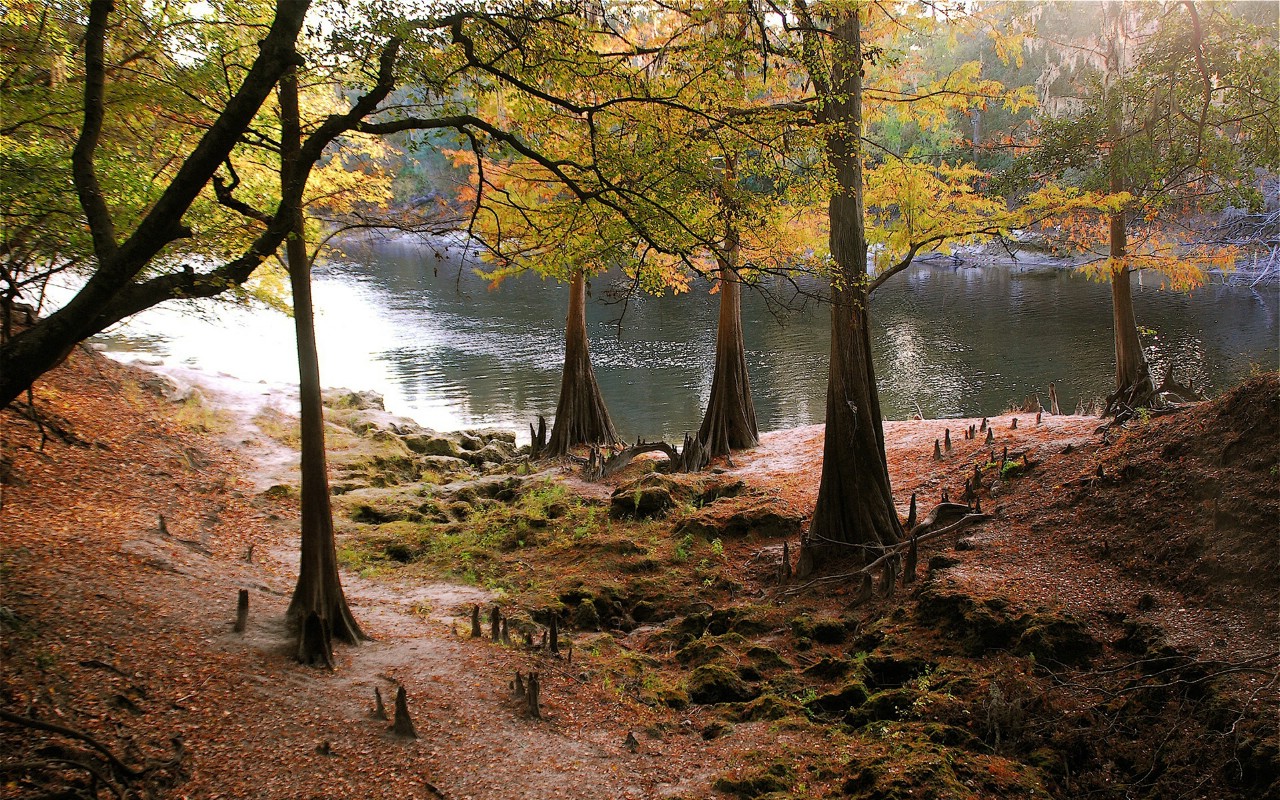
(96, 235, 1278, 441)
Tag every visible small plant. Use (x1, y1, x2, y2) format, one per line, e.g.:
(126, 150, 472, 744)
(674, 533, 695, 561)
(175, 392, 233, 434)
(710, 537, 725, 558)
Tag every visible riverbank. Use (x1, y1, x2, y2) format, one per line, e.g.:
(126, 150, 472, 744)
(2, 348, 1276, 799)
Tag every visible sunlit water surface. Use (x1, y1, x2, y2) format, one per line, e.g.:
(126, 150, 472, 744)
(95, 236, 1279, 441)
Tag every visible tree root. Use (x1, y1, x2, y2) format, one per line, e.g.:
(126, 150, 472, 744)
(0, 709, 185, 799)
(577, 433, 709, 480)
(778, 505, 991, 599)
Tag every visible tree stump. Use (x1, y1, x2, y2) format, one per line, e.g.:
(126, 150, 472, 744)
(529, 415, 548, 459)
(944, 428, 952, 452)
(490, 605, 501, 641)
(933, 439, 943, 460)
(471, 604, 482, 638)
(1036, 411, 1042, 424)
(1049, 382, 1060, 415)
(233, 589, 249, 633)
(980, 417, 988, 432)
(512, 671, 526, 701)
(501, 618, 511, 645)
(549, 615, 560, 655)
(781, 540, 792, 584)
(526, 672, 542, 719)
(852, 572, 874, 606)
(372, 687, 388, 720)
(882, 555, 900, 598)
(906, 493, 917, 531)
(1011, 418, 1018, 429)
(985, 427, 995, 445)
(392, 686, 417, 739)
(974, 496, 983, 514)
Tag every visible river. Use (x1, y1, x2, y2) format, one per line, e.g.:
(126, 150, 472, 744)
(95, 235, 1279, 441)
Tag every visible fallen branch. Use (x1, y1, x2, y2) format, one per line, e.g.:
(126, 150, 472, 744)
(780, 509, 992, 597)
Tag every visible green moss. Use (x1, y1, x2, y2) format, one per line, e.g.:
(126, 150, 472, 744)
(713, 762, 795, 798)
(688, 664, 758, 704)
(733, 694, 801, 723)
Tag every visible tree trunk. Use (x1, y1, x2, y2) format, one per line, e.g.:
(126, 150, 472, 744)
(279, 67, 362, 666)
(546, 269, 619, 456)
(798, 7, 903, 577)
(1104, 12, 1153, 410)
(1109, 208, 1152, 402)
(698, 239, 759, 456)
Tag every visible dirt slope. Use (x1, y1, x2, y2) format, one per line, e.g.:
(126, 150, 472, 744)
(2, 349, 1275, 800)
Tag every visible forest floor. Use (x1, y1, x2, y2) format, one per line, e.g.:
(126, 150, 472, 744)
(1, 347, 1276, 800)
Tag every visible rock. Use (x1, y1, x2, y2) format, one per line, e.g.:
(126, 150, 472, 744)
(610, 484, 674, 519)
(675, 498, 803, 539)
(845, 687, 918, 726)
(572, 600, 601, 631)
(927, 554, 960, 571)
(713, 763, 794, 798)
(418, 455, 472, 475)
(465, 428, 517, 445)
(134, 373, 191, 402)
(472, 440, 517, 465)
(803, 657, 854, 681)
(675, 640, 729, 667)
(445, 475, 524, 503)
(687, 664, 758, 704)
(324, 389, 385, 410)
(1016, 615, 1100, 666)
(732, 695, 799, 722)
(916, 587, 1099, 665)
(808, 682, 870, 716)
(746, 646, 791, 672)
(404, 435, 463, 458)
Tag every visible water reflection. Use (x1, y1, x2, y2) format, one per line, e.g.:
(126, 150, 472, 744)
(95, 235, 1278, 440)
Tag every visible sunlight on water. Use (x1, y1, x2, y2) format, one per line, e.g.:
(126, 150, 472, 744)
(93, 236, 1278, 441)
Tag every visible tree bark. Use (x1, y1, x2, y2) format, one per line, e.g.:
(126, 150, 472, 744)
(698, 231, 759, 457)
(798, 6, 903, 576)
(1109, 211, 1153, 401)
(279, 67, 362, 665)
(547, 269, 619, 456)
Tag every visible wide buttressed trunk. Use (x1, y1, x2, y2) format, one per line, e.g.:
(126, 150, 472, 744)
(279, 67, 362, 667)
(798, 7, 903, 576)
(698, 244, 759, 456)
(546, 269, 619, 456)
